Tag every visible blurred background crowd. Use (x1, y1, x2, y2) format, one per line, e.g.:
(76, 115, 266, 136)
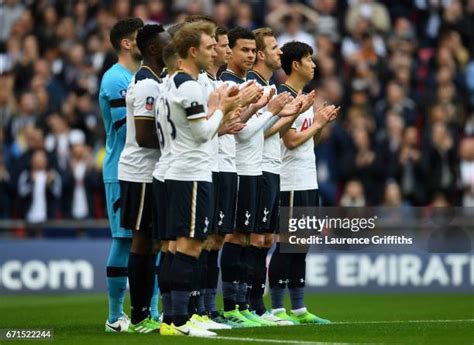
(0, 0, 473, 227)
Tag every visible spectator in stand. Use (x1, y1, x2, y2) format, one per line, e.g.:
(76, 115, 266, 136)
(62, 130, 100, 219)
(425, 123, 459, 203)
(0, 0, 25, 43)
(17, 149, 61, 224)
(395, 126, 426, 206)
(4, 91, 38, 156)
(267, 3, 318, 52)
(310, 0, 341, 43)
(339, 179, 366, 207)
(345, 0, 391, 35)
(374, 80, 416, 129)
(0, 141, 13, 219)
(0, 74, 15, 130)
(44, 113, 73, 171)
(459, 137, 474, 207)
(341, 126, 387, 205)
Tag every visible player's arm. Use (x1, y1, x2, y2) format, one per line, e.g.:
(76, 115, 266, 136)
(265, 91, 316, 138)
(135, 118, 159, 149)
(178, 80, 226, 143)
(282, 105, 338, 150)
(264, 94, 307, 138)
(102, 75, 130, 132)
(134, 81, 159, 149)
(237, 92, 291, 141)
(264, 116, 296, 138)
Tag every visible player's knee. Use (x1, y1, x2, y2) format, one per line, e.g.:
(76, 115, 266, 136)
(212, 235, 224, 249)
(161, 240, 169, 253)
(131, 233, 153, 254)
(153, 241, 161, 254)
(168, 240, 177, 254)
(264, 233, 274, 248)
(175, 237, 203, 258)
(250, 233, 265, 248)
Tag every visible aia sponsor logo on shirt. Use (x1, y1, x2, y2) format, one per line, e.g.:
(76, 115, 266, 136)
(301, 117, 313, 131)
(145, 96, 155, 111)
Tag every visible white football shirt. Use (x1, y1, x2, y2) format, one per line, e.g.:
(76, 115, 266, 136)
(118, 66, 161, 183)
(280, 107, 318, 191)
(164, 71, 217, 182)
(198, 71, 220, 173)
(152, 75, 173, 182)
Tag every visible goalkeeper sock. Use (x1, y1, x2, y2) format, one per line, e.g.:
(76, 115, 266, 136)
(150, 252, 160, 320)
(106, 238, 131, 323)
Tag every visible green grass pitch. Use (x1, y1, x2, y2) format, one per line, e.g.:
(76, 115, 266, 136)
(0, 293, 472, 344)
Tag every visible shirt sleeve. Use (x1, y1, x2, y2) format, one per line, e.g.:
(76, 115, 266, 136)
(133, 79, 160, 119)
(102, 74, 130, 123)
(175, 80, 207, 120)
(236, 110, 275, 141)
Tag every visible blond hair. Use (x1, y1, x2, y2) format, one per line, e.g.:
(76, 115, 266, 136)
(173, 21, 216, 58)
(253, 27, 275, 53)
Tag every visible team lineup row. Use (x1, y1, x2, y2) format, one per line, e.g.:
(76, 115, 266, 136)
(99, 15, 339, 337)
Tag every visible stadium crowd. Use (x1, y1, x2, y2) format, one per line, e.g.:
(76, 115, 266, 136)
(0, 0, 474, 224)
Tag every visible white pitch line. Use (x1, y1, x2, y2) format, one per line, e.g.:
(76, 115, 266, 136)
(212, 336, 377, 345)
(315, 319, 474, 325)
(207, 320, 474, 344)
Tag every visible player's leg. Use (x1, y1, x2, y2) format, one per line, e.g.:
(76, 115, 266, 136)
(192, 181, 233, 331)
(189, 172, 219, 320)
(250, 172, 292, 325)
(120, 181, 159, 333)
(248, 172, 275, 317)
(150, 242, 161, 321)
(204, 234, 224, 320)
(226, 175, 269, 327)
(218, 174, 259, 327)
(219, 173, 242, 312)
(155, 176, 178, 334)
(287, 189, 330, 325)
(166, 179, 217, 337)
(201, 172, 225, 322)
(151, 177, 168, 322)
(268, 190, 297, 324)
(104, 182, 132, 333)
(158, 239, 176, 335)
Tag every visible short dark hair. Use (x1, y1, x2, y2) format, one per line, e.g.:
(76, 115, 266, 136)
(136, 24, 165, 56)
(109, 17, 144, 52)
(228, 27, 255, 49)
(280, 41, 313, 75)
(215, 26, 228, 39)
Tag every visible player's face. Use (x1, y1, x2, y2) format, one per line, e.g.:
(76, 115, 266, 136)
(196, 33, 217, 70)
(215, 34, 231, 66)
(232, 38, 256, 72)
(298, 54, 316, 82)
(263, 36, 282, 70)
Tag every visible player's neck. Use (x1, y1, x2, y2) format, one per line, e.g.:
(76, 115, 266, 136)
(207, 64, 220, 79)
(142, 58, 163, 78)
(179, 59, 200, 79)
(118, 54, 141, 73)
(252, 63, 272, 83)
(227, 62, 246, 79)
(285, 75, 306, 93)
